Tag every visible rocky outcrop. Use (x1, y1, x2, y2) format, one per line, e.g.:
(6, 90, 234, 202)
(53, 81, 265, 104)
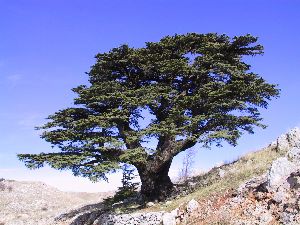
(95, 212, 164, 225)
(267, 157, 296, 190)
(55, 199, 196, 225)
(57, 127, 300, 225)
(224, 140, 300, 225)
(269, 127, 300, 152)
(179, 127, 300, 225)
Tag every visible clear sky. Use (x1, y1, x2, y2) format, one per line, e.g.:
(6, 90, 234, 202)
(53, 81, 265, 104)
(0, 0, 299, 192)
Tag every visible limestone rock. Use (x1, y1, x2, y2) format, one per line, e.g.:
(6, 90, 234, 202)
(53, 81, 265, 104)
(270, 127, 300, 152)
(286, 127, 300, 147)
(95, 212, 164, 225)
(287, 147, 300, 164)
(162, 212, 176, 225)
(218, 168, 225, 178)
(258, 211, 274, 224)
(170, 208, 179, 217)
(267, 157, 296, 190)
(165, 200, 172, 205)
(237, 174, 266, 194)
(146, 202, 155, 207)
(272, 187, 289, 203)
(186, 199, 199, 213)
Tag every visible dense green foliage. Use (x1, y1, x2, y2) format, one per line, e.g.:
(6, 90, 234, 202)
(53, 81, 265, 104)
(18, 33, 279, 197)
(113, 164, 139, 202)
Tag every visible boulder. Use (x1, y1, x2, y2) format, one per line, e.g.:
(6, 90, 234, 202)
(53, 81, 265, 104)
(146, 202, 155, 207)
(267, 157, 296, 191)
(286, 127, 300, 148)
(162, 212, 176, 225)
(165, 201, 172, 205)
(218, 168, 226, 178)
(186, 199, 199, 213)
(270, 127, 300, 152)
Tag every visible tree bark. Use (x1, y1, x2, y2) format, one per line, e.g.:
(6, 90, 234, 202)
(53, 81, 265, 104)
(138, 159, 174, 201)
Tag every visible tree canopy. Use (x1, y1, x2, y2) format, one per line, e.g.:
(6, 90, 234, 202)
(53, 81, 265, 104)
(18, 33, 280, 200)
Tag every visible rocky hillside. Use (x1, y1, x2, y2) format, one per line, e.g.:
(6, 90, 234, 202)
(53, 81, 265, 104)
(1, 127, 300, 225)
(0, 180, 113, 225)
(57, 127, 300, 225)
(181, 127, 300, 225)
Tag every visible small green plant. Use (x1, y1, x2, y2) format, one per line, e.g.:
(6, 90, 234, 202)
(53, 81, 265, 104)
(113, 164, 139, 202)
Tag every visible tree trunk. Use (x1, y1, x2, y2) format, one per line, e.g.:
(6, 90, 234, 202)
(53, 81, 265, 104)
(138, 160, 174, 201)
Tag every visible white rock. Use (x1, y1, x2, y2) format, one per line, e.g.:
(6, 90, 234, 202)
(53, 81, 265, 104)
(267, 157, 296, 190)
(272, 187, 289, 203)
(287, 147, 300, 164)
(188, 181, 197, 187)
(259, 211, 274, 224)
(286, 127, 300, 148)
(237, 175, 266, 193)
(146, 202, 155, 207)
(271, 127, 300, 152)
(186, 199, 199, 213)
(96, 212, 164, 225)
(218, 168, 226, 178)
(162, 212, 176, 225)
(170, 208, 179, 217)
(165, 201, 172, 205)
(277, 134, 291, 152)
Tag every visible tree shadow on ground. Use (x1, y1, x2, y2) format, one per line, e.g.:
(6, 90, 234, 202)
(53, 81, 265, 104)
(55, 195, 144, 225)
(55, 202, 107, 225)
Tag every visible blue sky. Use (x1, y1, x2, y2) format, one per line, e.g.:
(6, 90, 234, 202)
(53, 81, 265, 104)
(0, 0, 299, 192)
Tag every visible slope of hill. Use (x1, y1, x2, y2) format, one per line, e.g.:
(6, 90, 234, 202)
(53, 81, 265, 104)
(52, 127, 300, 225)
(0, 180, 113, 225)
(141, 127, 300, 225)
(1, 127, 300, 225)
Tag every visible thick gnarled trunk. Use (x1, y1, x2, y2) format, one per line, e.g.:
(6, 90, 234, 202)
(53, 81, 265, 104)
(138, 160, 174, 201)
(134, 137, 193, 201)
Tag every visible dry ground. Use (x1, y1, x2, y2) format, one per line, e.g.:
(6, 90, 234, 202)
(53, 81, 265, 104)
(0, 179, 113, 225)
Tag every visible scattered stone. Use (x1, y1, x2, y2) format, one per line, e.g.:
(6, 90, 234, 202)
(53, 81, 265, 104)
(95, 212, 164, 225)
(186, 199, 199, 213)
(146, 202, 155, 207)
(3, 127, 300, 225)
(259, 211, 274, 224)
(162, 212, 176, 225)
(218, 168, 226, 178)
(187, 181, 197, 188)
(165, 200, 172, 205)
